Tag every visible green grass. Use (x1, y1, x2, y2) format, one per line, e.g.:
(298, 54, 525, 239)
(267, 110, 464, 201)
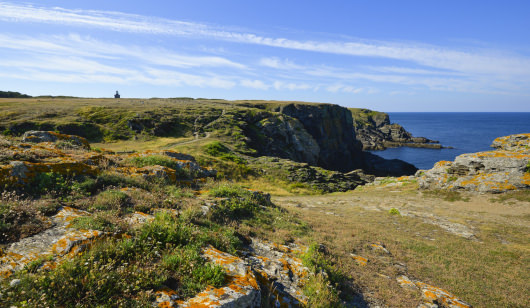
(90, 189, 130, 212)
(2, 210, 242, 307)
(490, 190, 530, 203)
(204, 141, 246, 164)
(207, 183, 271, 222)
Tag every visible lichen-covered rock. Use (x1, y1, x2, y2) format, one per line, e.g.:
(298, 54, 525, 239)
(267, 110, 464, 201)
(417, 134, 530, 193)
(22, 131, 90, 150)
(397, 275, 472, 308)
(157, 246, 261, 308)
(247, 240, 309, 307)
(0, 207, 104, 278)
(0, 140, 216, 188)
(155, 240, 309, 308)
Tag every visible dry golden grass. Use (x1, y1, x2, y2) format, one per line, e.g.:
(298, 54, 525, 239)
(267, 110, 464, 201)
(272, 183, 530, 307)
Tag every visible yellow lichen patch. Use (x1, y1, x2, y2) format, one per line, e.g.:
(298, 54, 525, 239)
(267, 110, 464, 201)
(521, 173, 530, 185)
(396, 275, 417, 290)
(473, 150, 530, 159)
(435, 161, 453, 168)
(351, 254, 368, 266)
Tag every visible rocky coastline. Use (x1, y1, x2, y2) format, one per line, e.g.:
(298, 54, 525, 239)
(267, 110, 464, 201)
(350, 108, 446, 151)
(416, 133, 530, 193)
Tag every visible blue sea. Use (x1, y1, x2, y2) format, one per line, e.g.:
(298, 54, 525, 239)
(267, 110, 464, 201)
(369, 112, 530, 170)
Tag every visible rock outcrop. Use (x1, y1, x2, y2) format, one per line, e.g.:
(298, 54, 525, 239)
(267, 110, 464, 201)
(251, 156, 368, 192)
(274, 103, 364, 172)
(350, 108, 442, 150)
(0, 132, 215, 188)
(397, 275, 472, 308)
(417, 134, 530, 193)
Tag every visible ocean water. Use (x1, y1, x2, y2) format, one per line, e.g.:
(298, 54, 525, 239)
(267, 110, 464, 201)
(369, 112, 530, 170)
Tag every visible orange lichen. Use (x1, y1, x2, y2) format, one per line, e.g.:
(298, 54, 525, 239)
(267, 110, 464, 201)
(351, 254, 368, 266)
(435, 161, 452, 168)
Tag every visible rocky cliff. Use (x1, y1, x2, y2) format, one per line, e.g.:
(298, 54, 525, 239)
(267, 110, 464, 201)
(273, 103, 364, 172)
(1, 98, 418, 177)
(350, 108, 442, 150)
(417, 133, 530, 193)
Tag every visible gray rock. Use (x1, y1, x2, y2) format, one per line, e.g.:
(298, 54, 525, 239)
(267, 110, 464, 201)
(9, 279, 21, 287)
(417, 134, 530, 193)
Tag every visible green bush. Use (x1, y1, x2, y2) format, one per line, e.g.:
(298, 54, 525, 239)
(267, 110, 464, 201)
(304, 273, 342, 308)
(389, 208, 401, 215)
(90, 190, 129, 212)
(204, 141, 246, 164)
(208, 184, 269, 221)
(302, 244, 344, 307)
(29, 172, 71, 196)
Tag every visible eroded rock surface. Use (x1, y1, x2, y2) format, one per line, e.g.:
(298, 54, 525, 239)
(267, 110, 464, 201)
(397, 275, 472, 308)
(417, 134, 530, 193)
(0, 137, 214, 188)
(0, 207, 104, 278)
(156, 240, 310, 308)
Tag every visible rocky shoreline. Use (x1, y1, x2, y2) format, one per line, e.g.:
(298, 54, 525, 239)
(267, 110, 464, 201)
(416, 133, 530, 193)
(350, 108, 447, 151)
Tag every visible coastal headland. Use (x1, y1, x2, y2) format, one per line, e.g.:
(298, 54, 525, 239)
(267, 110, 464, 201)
(0, 97, 528, 307)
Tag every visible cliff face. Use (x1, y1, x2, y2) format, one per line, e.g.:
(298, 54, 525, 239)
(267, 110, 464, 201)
(350, 108, 441, 150)
(273, 103, 364, 172)
(1, 98, 418, 176)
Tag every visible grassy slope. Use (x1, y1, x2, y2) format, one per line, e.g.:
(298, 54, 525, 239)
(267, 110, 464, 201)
(1, 98, 529, 307)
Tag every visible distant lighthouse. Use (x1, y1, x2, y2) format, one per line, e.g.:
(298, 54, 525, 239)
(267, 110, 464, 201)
(114, 91, 120, 98)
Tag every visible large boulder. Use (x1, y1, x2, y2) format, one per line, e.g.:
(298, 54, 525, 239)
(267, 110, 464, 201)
(417, 134, 530, 193)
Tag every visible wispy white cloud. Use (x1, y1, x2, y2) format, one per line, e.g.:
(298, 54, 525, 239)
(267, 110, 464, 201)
(0, 33, 246, 69)
(259, 57, 304, 70)
(326, 84, 364, 94)
(1, 1, 529, 79)
(240, 79, 270, 90)
(273, 81, 314, 91)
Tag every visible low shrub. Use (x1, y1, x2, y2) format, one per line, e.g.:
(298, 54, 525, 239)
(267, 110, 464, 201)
(204, 141, 246, 164)
(90, 189, 129, 212)
(208, 184, 269, 221)
(388, 208, 401, 215)
(302, 243, 344, 307)
(72, 211, 122, 232)
(129, 155, 194, 178)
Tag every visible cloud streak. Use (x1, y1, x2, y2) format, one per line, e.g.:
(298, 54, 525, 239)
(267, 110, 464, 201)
(1, 1, 530, 79)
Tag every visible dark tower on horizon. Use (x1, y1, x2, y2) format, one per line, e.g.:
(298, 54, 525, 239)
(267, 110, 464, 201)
(114, 91, 120, 98)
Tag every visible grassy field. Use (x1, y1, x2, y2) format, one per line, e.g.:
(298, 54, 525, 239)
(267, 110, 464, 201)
(274, 183, 530, 307)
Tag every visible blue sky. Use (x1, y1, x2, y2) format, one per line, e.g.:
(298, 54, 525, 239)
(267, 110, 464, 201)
(1, 1, 530, 111)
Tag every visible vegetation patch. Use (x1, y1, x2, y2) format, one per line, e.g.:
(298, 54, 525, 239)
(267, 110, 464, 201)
(204, 141, 246, 164)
